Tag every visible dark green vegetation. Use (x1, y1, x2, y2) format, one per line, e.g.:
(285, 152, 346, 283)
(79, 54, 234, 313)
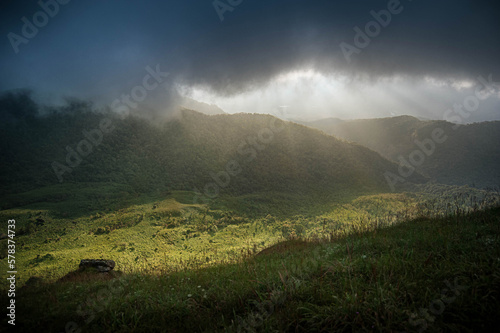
(305, 115, 500, 188)
(0, 92, 424, 198)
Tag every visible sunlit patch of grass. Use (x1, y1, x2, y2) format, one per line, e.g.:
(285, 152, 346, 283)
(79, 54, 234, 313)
(1, 187, 498, 288)
(1, 185, 499, 331)
(5, 206, 499, 332)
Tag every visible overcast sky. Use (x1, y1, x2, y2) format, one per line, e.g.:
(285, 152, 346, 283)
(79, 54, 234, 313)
(1, 0, 499, 122)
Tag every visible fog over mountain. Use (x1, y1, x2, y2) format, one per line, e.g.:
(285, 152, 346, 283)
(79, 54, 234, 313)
(1, 0, 499, 121)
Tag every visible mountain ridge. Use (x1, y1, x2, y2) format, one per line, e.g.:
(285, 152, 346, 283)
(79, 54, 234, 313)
(303, 115, 500, 188)
(0, 100, 426, 199)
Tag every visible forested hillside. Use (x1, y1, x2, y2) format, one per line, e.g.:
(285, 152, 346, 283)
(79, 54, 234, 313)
(0, 93, 425, 200)
(305, 116, 500, 188)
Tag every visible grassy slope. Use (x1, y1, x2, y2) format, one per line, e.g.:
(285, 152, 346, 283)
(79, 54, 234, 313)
(1, 182, 431, 288)
(3, 203, 499, 332)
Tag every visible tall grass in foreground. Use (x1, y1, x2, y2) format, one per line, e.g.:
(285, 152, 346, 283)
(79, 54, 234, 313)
(3, 192, 500, 332)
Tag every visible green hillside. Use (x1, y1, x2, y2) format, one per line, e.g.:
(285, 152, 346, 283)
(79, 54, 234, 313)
(2, 198, 499, 332)
(0, 97, 425, 201)
(305, 116, 500, 189)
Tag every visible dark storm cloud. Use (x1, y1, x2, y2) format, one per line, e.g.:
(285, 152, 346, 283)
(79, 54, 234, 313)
(1, 0, 499, 100)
